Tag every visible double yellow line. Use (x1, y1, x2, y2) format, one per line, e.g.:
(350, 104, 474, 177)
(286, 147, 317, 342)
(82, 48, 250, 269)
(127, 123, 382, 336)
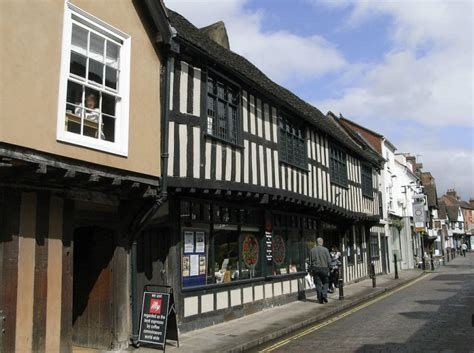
(259, 273, 429, 352)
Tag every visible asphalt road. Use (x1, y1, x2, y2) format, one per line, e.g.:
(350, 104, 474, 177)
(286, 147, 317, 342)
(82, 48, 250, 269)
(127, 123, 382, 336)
(250, 253, 474, 353)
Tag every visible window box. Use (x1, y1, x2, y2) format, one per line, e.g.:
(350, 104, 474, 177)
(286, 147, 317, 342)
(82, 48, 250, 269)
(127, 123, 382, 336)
(56, 3, 131, 156)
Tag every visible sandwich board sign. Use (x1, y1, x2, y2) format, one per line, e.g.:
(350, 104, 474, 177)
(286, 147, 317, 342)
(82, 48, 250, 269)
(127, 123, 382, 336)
(138, 287, 179, 352)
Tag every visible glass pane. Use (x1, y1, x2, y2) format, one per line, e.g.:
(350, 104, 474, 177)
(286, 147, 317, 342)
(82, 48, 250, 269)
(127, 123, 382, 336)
(102, 93, 116, 117)
(84, 87, 100, 139)
(65, 81, 83, 134)
(89, 33, 104, 62)
(217, 82, 225, 99)
(71, 24, 87, 55)
(106, 41, 119, 68)
(66, 80, 83, 114)
(214, 229, 240, 283)
(70, 52, 86, 78)
(105, 66, 118, 90)
(88, 59, 104, 85)
(102, 115, 115, 142)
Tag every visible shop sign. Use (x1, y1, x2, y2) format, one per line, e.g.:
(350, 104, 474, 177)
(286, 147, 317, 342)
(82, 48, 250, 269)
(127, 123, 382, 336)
(139, 290, 179, 350)
(265, 231, 272, 262)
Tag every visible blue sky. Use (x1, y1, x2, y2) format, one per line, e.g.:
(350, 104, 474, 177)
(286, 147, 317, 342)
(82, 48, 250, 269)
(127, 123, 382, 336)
(167, 0, 473, 200)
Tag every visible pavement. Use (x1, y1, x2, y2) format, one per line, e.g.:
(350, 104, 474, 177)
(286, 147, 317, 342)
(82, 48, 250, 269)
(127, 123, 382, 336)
(132, 266, 425, 353)
(249, 252, 474, 353)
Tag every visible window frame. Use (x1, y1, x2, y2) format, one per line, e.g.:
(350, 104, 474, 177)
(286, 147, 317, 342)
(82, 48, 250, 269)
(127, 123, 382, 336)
(361, 163, 374, 198)
(56, 2, 131, 156)
(329, 145, 348, 188)
(370, 233, 380, 259)
(278, 115, 307, 171)
(205, 69, 242, 146)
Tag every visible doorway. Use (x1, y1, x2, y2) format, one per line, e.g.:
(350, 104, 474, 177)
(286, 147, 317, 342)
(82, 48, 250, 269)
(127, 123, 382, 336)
(72, 226, 116, 350)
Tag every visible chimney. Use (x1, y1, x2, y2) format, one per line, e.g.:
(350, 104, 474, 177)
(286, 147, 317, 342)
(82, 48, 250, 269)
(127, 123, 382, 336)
(446, 189, 458, 199)
(200, 21, 230, 50)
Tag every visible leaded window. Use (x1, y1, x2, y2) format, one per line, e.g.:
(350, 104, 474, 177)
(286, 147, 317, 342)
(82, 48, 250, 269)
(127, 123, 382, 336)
(279, 116, 306, 169)
(329, 145, 348, 187)
(361, 164, 373, 198)
(207, 72, 240, 144)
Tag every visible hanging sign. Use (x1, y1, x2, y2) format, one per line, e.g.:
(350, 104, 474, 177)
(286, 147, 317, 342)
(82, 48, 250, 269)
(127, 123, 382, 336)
(138, 289, 179, 351)
(413, 195, 426, 230)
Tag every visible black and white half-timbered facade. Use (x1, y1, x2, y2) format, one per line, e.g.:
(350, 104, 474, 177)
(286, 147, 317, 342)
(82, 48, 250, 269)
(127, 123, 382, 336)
(142, 9, 384, 332)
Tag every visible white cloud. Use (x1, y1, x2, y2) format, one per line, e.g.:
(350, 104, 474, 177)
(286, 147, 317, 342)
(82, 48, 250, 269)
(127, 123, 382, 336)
(398, 140, 474, 200)
(165, 0, 346, 84)
(314, 0, 474, 127)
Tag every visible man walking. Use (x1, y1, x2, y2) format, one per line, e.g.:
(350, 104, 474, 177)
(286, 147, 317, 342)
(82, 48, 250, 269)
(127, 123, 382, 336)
(461, 242, 467, 257)
(309, 237, 331, 304)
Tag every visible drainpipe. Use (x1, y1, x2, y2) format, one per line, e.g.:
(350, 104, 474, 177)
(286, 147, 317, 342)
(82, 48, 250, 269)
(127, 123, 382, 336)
(130, 50, 173, 347)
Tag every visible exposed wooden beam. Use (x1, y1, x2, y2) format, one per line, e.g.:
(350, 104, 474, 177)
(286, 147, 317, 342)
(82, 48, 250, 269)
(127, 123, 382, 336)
(89, 174, 100, 182)
(36, 163, 47, 174)
(64, 169, 76, 178)
(112, 177, 122, 186)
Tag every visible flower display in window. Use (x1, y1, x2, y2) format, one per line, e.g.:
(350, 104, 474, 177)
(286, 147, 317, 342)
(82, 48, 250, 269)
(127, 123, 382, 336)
(272, 235, 286, 265)
(242, 234, 259, 268)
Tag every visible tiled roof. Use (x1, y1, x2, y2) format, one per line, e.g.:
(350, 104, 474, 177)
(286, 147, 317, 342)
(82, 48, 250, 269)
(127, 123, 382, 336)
(446, 205, 460, 221)
(423, 184, 438, 208)
(168, 9, 382, 166)
(438, 201, 447, 219)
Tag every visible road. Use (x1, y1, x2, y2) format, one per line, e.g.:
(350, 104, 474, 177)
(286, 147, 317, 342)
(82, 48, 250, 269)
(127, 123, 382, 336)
(250, 253, 474, 353)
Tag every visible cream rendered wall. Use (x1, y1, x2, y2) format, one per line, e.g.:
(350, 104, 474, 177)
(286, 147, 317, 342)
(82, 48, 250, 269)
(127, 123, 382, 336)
(0, 0, 161, 177)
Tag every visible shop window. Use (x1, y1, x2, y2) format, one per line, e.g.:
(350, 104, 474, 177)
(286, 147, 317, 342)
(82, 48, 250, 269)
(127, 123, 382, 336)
(272, 229, 303, 275)
(346, 231, 355, 265)
(355, 226, 363, 263)
(370, 233, 380, 259)
(58, 3, 131, 155)
(181, 201, 263, 288)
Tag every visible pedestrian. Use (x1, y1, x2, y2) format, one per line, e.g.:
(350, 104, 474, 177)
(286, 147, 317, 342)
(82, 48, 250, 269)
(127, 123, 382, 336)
(328, 246, 341, 293)
(461, 243, 467, 257)
(308, 237, 331, 304)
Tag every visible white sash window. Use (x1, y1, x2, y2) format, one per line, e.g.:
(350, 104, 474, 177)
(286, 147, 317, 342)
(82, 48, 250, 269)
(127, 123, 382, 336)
(57, 3, 131, 156)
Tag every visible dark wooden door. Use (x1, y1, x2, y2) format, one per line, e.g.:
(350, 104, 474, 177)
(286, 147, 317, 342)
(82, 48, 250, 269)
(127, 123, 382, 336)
(73, 227, 115, 349)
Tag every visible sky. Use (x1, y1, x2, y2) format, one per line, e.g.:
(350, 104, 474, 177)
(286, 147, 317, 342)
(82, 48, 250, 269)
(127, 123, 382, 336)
(166, 0, 474, 200)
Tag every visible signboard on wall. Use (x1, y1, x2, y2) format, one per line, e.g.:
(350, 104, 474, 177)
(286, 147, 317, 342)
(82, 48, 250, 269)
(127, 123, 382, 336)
(182, 230, 207, 287)
(265, 231, 272, 262)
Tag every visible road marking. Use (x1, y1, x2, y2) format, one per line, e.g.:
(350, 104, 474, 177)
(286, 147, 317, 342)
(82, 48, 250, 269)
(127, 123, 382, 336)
(259, 274, 429, 353)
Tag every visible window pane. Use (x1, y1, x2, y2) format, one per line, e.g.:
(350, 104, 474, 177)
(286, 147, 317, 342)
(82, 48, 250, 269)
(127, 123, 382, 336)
(65, 81, 83, 134)
(89, 33, 104, 62)
(214, 228, 240, 283)
(105, 66, 118, 90)
(66, 80, 83, 114)
(106, 41, 119, 68)
(102, 93, 116, 117)
(83, 87, 100, 138)
(70, 52, 86, 78)
(71, 24, 88, 55)
(102, 115, 115, 142)
(88, 59, 104, 85)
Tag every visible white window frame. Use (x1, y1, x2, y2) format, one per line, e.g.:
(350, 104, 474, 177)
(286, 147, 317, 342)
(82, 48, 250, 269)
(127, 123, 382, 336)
(56, 2, 131, 156)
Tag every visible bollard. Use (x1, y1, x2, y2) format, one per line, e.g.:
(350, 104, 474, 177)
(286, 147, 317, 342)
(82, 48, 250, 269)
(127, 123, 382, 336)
(371, 262, 376, 288)
(394, 254, 399, 279)
(338, 278, 344, 300)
